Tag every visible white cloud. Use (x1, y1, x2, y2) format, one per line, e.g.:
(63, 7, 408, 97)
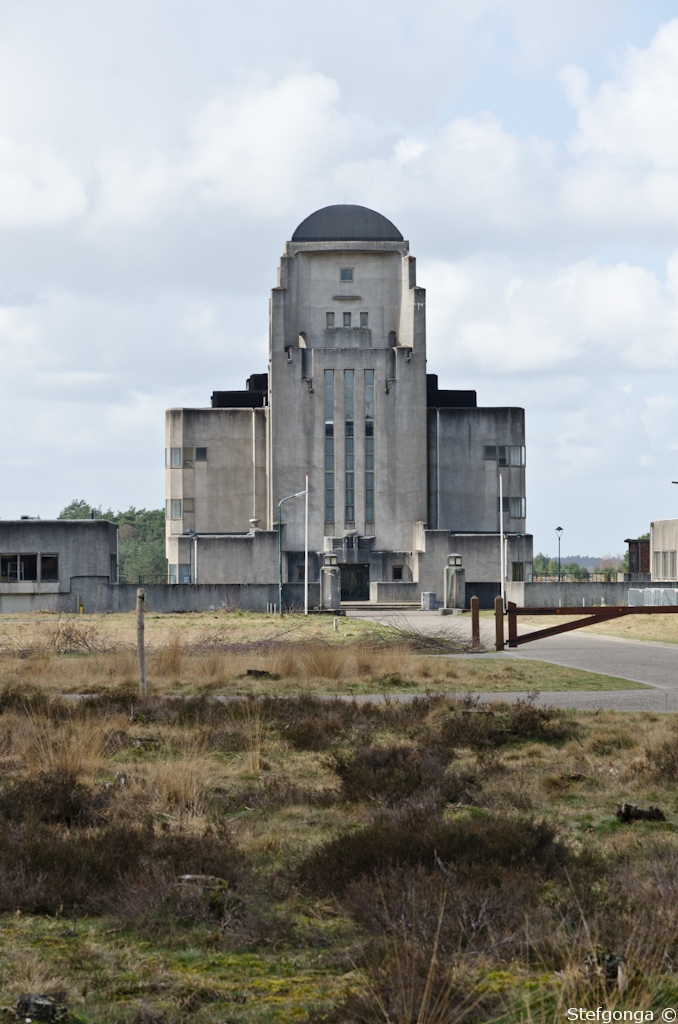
(0, 136, 86, 226)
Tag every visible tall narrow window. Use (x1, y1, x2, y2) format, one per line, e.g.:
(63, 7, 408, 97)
(325, 370, 334, 523)
(345, 370, 354, 522)
(326, 312, 334, 327)
(343, 312, 351, 328)
(360, 312, 368, 328)
(365, 369, 374, 523)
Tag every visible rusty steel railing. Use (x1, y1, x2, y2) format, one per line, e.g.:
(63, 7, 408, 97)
(495, 599, 678, 650)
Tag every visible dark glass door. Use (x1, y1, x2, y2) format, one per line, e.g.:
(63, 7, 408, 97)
(340, 563, 370, 601)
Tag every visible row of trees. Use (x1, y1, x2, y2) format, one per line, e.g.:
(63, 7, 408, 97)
(58, 499, 167, 583)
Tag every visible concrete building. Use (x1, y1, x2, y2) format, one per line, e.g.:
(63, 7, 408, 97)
(0, 519, 118, 612)
(650, 519, 678, 581)
(165, 205, 532, 607)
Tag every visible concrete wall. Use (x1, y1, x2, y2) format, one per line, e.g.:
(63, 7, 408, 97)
(0, 579, 320, 615)
(429, 407, 526, 533)
(165, 406, 268, 542)
(413, 528, 533, 599)
(0, 520, 118, 595)
(504, 580, 678, 607)
(167, 531, 280, 586)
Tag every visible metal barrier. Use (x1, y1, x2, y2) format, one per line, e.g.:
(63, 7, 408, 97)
(500, 600, 678, 651)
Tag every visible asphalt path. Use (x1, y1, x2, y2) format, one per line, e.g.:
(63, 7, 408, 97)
(345, 607, 678, 712)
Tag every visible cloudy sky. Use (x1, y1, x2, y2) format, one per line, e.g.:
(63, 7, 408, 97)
(1, 0, 678, 557)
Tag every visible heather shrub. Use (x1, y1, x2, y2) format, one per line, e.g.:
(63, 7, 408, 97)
(327, 744, 449, 805)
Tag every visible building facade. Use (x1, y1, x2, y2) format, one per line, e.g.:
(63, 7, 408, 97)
(165, 205, 532, 606)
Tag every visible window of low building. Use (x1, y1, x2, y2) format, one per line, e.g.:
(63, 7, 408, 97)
(393, 566, 403, 581)
(340, 268, 353, 281)
(40, 554, 59, 582)
(654, 551, 662, 578)
(110, 554, 118, 583)
(343, 312, 351, 327)
(19, 554, 38, 581)
(662, 550, 669, 578)
(178, 564, 192, 584)
(326, 312, 334, 327)
(671, 551, 677, 579)
(1, 555, 18, 581)
(168, 564, 178, 584)
(360, 312, 368, 328)
(297, 565, 305, 581)
(195, 447, 207, 462)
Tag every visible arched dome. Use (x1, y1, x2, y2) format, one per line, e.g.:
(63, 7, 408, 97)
(292, 204, 403, 242)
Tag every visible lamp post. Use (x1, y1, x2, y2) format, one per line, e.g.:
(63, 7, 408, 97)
(556, 526, 563, 583)
(186, 528, 198, 584)
(516, 531, 521, 582)
(278, 484, 308, 617)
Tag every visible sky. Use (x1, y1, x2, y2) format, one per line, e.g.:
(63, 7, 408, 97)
(2, 0, 678, 557)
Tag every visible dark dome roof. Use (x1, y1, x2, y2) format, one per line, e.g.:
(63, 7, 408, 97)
(292, 204, 403, 242)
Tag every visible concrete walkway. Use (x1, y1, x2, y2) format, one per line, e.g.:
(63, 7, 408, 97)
(345, 607, 678, 712)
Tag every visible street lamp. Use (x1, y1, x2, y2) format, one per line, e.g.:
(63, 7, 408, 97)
(556, 526, 563, 583)
(186, 528, 198, 585)
(516, 531, 521, 582)
(278, 482, 309, 617)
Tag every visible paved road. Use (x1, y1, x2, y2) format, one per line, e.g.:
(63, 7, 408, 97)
(346, 608, 678, 711)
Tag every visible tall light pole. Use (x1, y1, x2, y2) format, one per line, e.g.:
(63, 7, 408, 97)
(186, 528, 198, 584)
(516, 531, 521, 582)
(556, 526, 563, 583)
(499, 473, 504, 605)
(278, 486, 307, 617)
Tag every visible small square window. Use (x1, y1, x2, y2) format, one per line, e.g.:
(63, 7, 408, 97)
(326, 312, 335, 327)
(0, 555, 17, 582)
(343, 312, 351, 327)
(340, 268, 353, 281)
(360, 312, 368, 328)
(40, 554, 58, 582)
(393, 566, 403, 581)
(484, 446, 496, 460)
(183, 498, 195, 513)
(195, 447, 207, 461)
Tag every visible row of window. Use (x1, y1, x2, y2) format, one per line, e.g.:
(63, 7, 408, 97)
(497, 496, 527, 519)
(165, 447, 207, 468)
(654, 550, 677, 579)
(166, 498, 195, 519)
(484, 445, 525, 467)
(1, 553, 59, 582)
(325, 369, 375, 524)
(326, 312, 368, 328)
(169, 564, 192, 584)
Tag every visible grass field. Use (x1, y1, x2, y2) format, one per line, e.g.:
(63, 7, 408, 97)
(0, 611, 644, 696)
(1, 690, 678, 1022)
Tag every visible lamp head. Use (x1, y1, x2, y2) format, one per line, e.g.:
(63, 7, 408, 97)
(555, 526, 563, 535)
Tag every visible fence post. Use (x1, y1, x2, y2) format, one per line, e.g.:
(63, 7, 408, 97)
(136, 588, 147, 696)
(471, 596, 480, 648)
(494, 595, 504, 652)
(508, 601, 517, 648)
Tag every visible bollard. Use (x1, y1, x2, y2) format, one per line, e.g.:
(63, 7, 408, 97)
(136, 588, 147, 696)
(494, 595, 504, 652)
(333, 618, 338, 632)
(471, 596, 480, 648)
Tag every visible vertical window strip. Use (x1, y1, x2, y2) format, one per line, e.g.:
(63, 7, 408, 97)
(345, 370, 354, 522)
(325, 369, 334, 523)
(365, 369, 374, 522)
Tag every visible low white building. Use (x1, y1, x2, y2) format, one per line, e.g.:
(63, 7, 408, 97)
(165, 205, 532, 606)
(650, 519, 678, 581)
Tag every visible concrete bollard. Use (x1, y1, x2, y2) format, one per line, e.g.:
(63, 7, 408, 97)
(421, 592, 437, 611)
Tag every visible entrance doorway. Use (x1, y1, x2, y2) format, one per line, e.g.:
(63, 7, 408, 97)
(340, 563, 370, 601)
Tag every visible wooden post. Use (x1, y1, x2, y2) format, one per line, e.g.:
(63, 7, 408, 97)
(471, 595, 480, 648)
(136, 588, 147, 696)
(494, 595, 504, 652)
